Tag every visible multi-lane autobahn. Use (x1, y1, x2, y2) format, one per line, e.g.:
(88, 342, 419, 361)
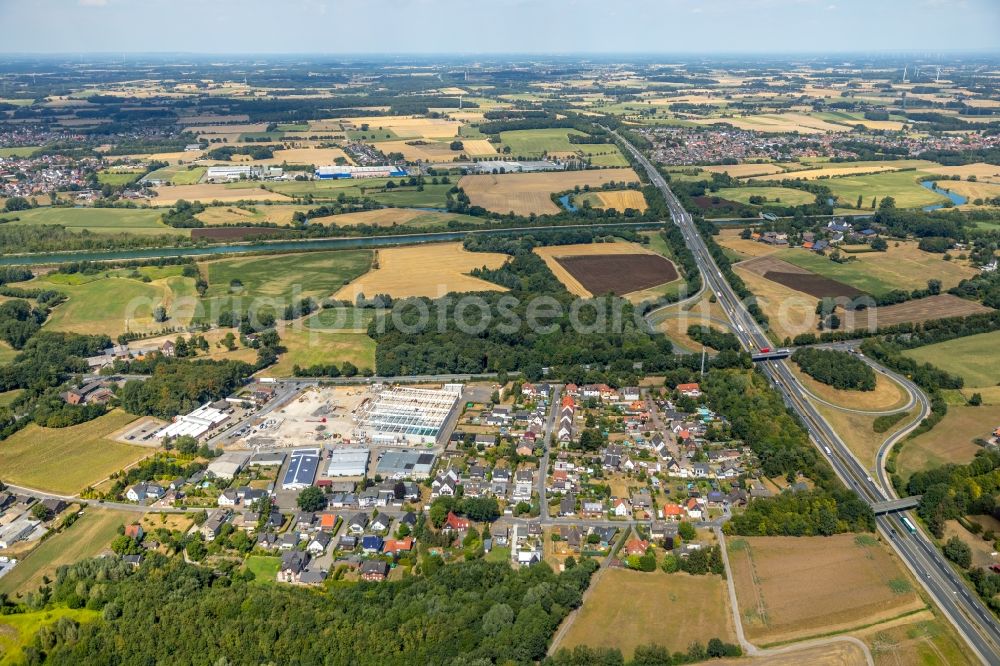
(614, 130, 1000, 665)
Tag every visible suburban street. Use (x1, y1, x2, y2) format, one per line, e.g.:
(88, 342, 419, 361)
(615, 129, 1000, 665)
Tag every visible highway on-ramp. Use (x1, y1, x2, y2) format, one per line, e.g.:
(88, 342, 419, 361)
(614, 129, 1000, 665)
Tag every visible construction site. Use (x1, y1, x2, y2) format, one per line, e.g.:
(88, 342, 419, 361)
(240, 383, 462, 451)
(353, 384, 464, 447)
(243, 386, 366, 450)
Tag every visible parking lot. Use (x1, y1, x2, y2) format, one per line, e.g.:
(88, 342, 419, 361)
(109, 417, 167, 446)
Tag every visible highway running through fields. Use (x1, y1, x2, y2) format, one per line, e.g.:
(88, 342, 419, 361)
(614, 129, 1000, 665)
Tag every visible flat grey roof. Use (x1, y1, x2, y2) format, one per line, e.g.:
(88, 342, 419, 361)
(376, 449, 436, 476)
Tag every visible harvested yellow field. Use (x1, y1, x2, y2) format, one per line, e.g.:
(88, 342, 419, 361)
(345, 115, 460, 139)
(151, 184, 292, 206)
(586, 189, 648, 212)
(734, 265, 818, 341)
(108, 151, 200, 164)
(186, 122, 269, 135)
(195, 204, 312, 226)
(459, 168, 641, 216)
(177, 114, 251, 125)
(946, 180, 1000, 203)
(455, 139, 497, 156)
(334, 242, 509, 299)
(374, 139, 495, 161)
(271, 147, 353, 165)
(924, 163, 1000, 184)
(728, 535, 924, 645)
(751, 165, 900, 181)
(701, 163, 786, 178)
(314, 208, 470, 228)
(717, 228, 781, 259)
(695, 112, 849, 134)
(445, 111, 487, 123)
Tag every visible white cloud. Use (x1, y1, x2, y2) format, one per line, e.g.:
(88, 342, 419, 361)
(79, 0, 109, 6)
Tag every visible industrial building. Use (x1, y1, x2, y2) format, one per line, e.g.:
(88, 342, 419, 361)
(0, 519, 40, 549)
(473, 160, 564, 174)
(282, 449, 320, 490)
(206, 451, 251, 481)
(354, 384, 462, 447)
(315, 165, 407, 179)
(155, 403, 230, 441)
(376, 450, 436, 480)
(325, 448, 370, 477)
(205, 165, 283, 182)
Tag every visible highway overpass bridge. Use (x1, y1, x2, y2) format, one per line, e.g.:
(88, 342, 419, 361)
(872, 496, 922, 514)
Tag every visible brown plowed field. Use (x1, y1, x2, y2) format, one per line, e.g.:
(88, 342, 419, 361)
(764, 271, 866, 299)
(555, 254, 678, 296)
(740, 256, 865, 299)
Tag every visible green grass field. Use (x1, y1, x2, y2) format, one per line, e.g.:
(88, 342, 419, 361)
(715, 186, 817, 206)
(264, 178, 393, 197)
(0, 410, 149, 494)
(0, 389, 22, 408)
(498, 128, 626, 165)
(897, 404, 1000, 481)
(821, 170, 947, 209)
(4, 207, 186, 236)
(0, 342, 18, 366)
(774, 242, 976, 295)
(244, 555, 281, 584)
(347, 128, 400, 141)
(367, 184, 453, 208)
(500, 127, 584, 154)
(198, 250, 372, 323)
(902, 331, 1000, 388)
(97, 170, 143, 186)
(0, 146, 38, 158)
(0, 607, 98, 663)
(264, 179, 452, 208)
(0, 509, 125, 598)
(267, 329, 375, 376)
(40, 269, 197, 337)
(145, 164, 206, 185)
(305, 306, 378, 331)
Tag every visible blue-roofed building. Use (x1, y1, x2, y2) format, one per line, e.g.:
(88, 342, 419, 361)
(362, 535, 384, 553)
(315, 165, 407, 179)
(282, 450, 320, 490)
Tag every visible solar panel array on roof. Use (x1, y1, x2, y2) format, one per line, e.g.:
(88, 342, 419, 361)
(282, 452, 319, 490)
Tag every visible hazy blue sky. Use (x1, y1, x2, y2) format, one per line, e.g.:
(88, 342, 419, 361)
(1, 0, 997, 54)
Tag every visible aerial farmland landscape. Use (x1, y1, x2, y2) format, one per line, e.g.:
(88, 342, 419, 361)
(0, 0, 999, 664)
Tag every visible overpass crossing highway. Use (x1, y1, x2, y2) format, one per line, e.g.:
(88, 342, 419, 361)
(613, 128, 1000, 665)
(872, 496, 923, 514)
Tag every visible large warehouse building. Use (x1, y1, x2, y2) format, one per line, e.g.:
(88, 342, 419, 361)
(354, 384, 462, 447)
(376, 450, 436, 480)
(155, 403, 230, 441)
(326, 447, 370, 477)
(315, 165, 407, 179)
(282, 449, 320, 490)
